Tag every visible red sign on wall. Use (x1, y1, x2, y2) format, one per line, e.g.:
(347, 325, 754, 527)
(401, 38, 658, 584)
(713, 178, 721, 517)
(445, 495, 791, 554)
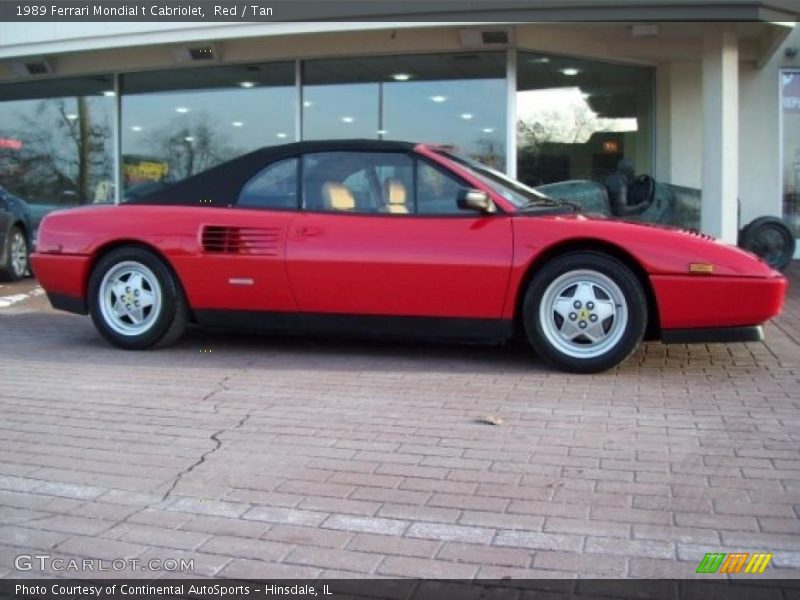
(0, 138, 23, 150)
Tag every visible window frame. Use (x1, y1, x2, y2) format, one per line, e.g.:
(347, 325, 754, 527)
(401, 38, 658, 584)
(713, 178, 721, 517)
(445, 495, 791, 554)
(231, 148, 509, 218)
(299, 150, 417, 216)
(235, 155, 302, 211)
(414, 156, 483, 217)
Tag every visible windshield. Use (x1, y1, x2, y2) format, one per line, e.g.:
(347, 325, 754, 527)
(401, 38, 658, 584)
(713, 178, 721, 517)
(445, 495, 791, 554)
(433, 149, 555, 208)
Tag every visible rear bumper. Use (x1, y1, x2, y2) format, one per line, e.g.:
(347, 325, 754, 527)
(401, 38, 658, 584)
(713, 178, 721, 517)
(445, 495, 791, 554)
(30, 252, 90, 309)
(661, 325, 764, 345)
(47, 292, 87, 315)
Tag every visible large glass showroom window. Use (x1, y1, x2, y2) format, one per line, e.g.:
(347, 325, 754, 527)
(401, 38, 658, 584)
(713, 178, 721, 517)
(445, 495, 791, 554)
(0, 76, 115, 211)
(782, 70, 800, 249)
(516, 52, 654, 186)
(302, 52, 507, 169)
(121, 62, 295, 199)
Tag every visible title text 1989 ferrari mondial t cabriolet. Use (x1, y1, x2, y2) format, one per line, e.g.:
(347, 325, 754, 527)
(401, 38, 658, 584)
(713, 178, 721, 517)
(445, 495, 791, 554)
(30, 140, 787, 373)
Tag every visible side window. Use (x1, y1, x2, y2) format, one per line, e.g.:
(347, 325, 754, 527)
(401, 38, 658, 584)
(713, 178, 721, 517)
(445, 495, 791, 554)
(302, 152, 414, 214)
(238, 158, 298, 209)
(416, 160, 469, 215)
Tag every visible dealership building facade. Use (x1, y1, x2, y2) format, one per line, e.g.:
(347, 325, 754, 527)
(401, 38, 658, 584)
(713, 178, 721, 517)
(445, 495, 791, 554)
(0, 2, 799, 254)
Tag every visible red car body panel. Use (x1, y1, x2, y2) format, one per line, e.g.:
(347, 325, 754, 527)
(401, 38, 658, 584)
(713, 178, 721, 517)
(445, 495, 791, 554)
(30, 142, 787, 343)
(650, 275, 786, 329)
(286, 212, 512, 317)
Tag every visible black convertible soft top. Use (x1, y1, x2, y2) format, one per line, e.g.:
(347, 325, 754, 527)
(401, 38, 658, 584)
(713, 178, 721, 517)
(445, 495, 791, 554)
(125, 139, 416, 208)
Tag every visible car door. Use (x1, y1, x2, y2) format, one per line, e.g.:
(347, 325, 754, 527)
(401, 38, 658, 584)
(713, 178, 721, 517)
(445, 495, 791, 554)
(285, 150, 513, 320)
(174, 157, 300, 314)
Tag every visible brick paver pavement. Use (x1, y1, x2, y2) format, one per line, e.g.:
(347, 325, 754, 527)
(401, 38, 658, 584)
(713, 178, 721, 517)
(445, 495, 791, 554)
(0, 265, 798, 579)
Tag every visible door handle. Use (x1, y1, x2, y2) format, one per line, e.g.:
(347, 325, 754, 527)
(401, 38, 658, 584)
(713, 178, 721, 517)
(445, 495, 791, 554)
(297, 226, 324, 237)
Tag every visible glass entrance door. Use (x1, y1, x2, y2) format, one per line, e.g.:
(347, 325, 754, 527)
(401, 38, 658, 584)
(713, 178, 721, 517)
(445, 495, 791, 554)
(781, 70, 800, 258)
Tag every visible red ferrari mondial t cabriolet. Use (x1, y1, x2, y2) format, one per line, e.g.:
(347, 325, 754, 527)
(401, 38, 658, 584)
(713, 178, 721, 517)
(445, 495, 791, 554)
(31, 140, 786, 373)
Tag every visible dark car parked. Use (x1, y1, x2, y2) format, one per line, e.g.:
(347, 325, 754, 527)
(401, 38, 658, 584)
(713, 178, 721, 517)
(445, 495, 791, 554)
(0, 185, 34, 281)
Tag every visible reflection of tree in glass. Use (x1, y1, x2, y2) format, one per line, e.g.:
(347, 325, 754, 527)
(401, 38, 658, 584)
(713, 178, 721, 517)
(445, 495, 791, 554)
(519, 103, 613, 147)
(6, 98, 112, 205)
(475, 138, 504, 171)
(147, 114, 240, 182)
(517, 103, 615, 186)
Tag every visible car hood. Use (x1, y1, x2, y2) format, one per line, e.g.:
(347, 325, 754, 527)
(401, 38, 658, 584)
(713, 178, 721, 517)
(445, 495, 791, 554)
(513, 212, 780, 279)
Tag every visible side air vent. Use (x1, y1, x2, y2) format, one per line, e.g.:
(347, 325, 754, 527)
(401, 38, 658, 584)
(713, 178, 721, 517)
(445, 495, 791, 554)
(201, 226, 280, 255)
(682, 228, 716, 242)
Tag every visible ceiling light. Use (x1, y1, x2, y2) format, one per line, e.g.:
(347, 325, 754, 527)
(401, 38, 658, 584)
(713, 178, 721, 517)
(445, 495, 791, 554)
(341, 116, 354, 124)
(175, 107, 189, 113)
(66, 114, 78, 120)
(231, 121, 244, 127)
(184, 136, 194, 142)
(528, 57, 550, 64)
(102, 90, 116, 97)
(239, 81, 256, 88)
(391, 73, 411, 81)
(481, 127, 494, 133)
(130, 125, 142, 132)
(560, 68, 580, 76)
(377, 129, 388, 135)
(276, 132, 288, 139)
(460, 113, 474, 120)
(303, 100, 313, 108)
(430, 95, 447, 103)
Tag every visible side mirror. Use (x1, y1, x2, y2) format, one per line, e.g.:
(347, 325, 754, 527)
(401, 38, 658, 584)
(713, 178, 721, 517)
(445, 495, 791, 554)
(457, 189, 496, 214)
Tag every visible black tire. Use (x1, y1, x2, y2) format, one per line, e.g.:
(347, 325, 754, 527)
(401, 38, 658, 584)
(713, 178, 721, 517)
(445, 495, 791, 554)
(87, 246, 188, 349)
(0, 226, 29, 282)
(738, 216, 795, 271)
(522, 252, 647, 373)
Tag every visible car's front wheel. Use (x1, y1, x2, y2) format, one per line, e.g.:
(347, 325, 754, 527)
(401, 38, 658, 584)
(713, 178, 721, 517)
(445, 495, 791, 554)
(523, 252, 647, 373)
(88, 247, 188, 349)
(0, 226, 29, 282)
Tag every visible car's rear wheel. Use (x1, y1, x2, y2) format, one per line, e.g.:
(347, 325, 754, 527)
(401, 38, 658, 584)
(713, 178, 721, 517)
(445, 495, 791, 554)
(0, 226, 28, 282)
(523, 252, 647, 373)
(88, 247, 188, 349)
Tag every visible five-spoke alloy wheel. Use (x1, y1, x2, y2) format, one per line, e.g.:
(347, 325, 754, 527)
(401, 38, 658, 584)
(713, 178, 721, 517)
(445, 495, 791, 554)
(523, 252, 647, 373)
(88, 246, 188, 349)
(98, 261, 162, 337)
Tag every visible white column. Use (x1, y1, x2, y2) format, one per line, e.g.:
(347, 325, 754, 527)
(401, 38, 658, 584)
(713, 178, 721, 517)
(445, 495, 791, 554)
(505, 48, 517, 179)
(701, 23, 739, 243)
(113, 73, 121, 204)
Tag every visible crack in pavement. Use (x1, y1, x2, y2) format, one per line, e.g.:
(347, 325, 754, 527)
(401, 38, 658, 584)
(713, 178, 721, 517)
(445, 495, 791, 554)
(54, 369, 253, 546)
(159, 410, 252, 504)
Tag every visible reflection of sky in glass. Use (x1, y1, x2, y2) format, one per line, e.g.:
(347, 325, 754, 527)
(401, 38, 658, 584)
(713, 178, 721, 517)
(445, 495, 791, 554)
(303, 84, 379, 140)
(383, 79, 505, 156)
(302, 79, 506, 168)
(0, 96, 112, 142)
(122, 87, 296, 156)
(517, 87, 637, 144)
(0, 99, 42, 134)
